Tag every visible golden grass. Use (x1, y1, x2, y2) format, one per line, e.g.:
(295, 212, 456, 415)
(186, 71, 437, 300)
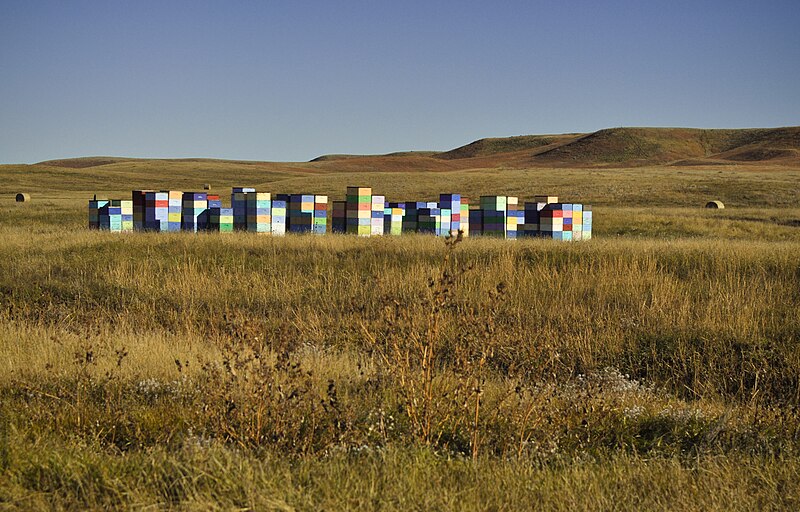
(1, 161, 799, 508)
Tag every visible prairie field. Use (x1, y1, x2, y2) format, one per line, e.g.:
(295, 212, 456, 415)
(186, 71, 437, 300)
(1, 157, 799, 510)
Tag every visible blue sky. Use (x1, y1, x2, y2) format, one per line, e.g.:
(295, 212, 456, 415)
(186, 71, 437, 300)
(1, 0, 798, 163)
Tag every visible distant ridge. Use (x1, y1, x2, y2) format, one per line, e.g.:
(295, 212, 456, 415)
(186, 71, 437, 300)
(532, 127, 800, 166)
(310, 151, 440, 162)
(435, 134, 578, 160)
(35, 126, 800, 170)
(38, 157, 136, 168)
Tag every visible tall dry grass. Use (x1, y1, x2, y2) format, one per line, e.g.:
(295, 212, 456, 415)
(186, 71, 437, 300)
(1, 162, 799, 507)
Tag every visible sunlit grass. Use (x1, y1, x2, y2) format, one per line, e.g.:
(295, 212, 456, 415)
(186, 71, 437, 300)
(1, 161, 799, 508)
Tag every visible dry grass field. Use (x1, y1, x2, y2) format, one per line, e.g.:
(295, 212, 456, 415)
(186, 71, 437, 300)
(1, 128, 799, 509)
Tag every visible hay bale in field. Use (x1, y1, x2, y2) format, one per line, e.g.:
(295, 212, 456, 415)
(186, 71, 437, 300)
(15, 193, 30, 202)
(203, 184, 211, 190)
(705, 200, 725, 209)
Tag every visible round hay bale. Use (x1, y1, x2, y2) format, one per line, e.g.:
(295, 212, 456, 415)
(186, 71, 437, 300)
(203, 184, 211, 190)
(15, 193, 30, 202)
(705, 200, 725, 209)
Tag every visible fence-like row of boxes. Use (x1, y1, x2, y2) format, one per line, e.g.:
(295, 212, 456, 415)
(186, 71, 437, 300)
(89, 187, 592, 240)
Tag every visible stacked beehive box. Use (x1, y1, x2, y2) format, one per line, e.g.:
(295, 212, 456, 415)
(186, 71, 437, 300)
(582, 206, 592, 240)
(383, 203, 392, 234)
(562, 204, 575, 241)
(119, 199, 134, 231)
(132, 191, 149, 230)
(181, 192, 207, 232)
(88, 199, 132, 232)
(439, 194, 461, 236)
(539, 204, 564, 240)
(271, 198, 287, 236)
(287, 194, 314, 233)
(417, 204, 439, 234)
(88, 199, 109, 229)
(571, 203, 583, 241)
(207, 194, 221, 209)
(208, 206, 234, 232)
(480, 196, 506, 237)
(206, 193, 222, 232)
(331, 200, 346, 233)
(385, 202, 404, 235)
(346, 187, 372, 236)
(402, 202, 424, 233)
(232, 187, 255, 230)
(245, 192, 271, 233)
(371, 195, 385, 236)
(313, 195, 328, 234)
(144, 191, 169, 231)
(518, 196, 556, 238)
(163, 190, 182, 232)
(458, 198, 470, 236)
(505, 196, 520, 239)
(468, 206, 483, 236)
(102, 201, 122, 231)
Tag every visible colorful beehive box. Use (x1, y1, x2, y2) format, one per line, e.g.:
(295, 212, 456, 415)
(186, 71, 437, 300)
(313, 195, 328, 234)
(439, 194, 461, 236)
(582, 205, 592, 240)
(402, 202, 425, 233)
(539, 203, 565, 240)
(103, 201, 123, 232)
(459, 199, 470, 237)
(506, 196, 519, 239)
(534, 195, 558, 205)
(570, 203, 583, 241)
(331, 200, 347, 233)
(245, 192, 271, 233)
(131, 190, 152, 231)
(162, 190, 182, 232)
(286, 194, 314, 233)
(480, 196, 507, 237)
(144, 191, 169, 231)
(417, 207, 440, 234)
(371, 195, 385, 236)
(271, 199, 287, 236)
(208, 207, 234, 232)
(468, 206, 483, 236)
(118, 199, 133, 232)
(346, 186, 372, 236)
(88, 199, 109, 229)
(232, 187, 255, 231)
(207, 194, 222, 209)
(385, 202, 405, 235)
(519, 202, 540, 237)
(182, 192, 208, 232)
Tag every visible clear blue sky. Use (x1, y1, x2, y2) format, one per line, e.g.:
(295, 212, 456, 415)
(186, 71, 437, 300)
(1, 0, 798, 164)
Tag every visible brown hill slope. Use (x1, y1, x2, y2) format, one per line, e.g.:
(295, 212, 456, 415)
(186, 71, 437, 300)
(532, 127, 800, 166)
(33, 126, 800, 172)
(435, 134, 580, 160)
(38, 157, 137, 168)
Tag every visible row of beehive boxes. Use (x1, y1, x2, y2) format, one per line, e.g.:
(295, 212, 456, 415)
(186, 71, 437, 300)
(89, 187, 591, 240)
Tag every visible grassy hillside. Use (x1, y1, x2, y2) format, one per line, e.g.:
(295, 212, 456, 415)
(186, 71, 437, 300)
(1, 141, 800, 509)
(25, 126, 800, 174)
(435, 134, 579, 160)
(306, 126, 800, 167)
(4, 162, 800, 210)
(533, 127, 800, 166)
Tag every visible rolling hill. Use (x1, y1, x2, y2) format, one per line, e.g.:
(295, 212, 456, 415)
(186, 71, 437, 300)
(28, 126, 800, 173)
(307, 126, 800, 169)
